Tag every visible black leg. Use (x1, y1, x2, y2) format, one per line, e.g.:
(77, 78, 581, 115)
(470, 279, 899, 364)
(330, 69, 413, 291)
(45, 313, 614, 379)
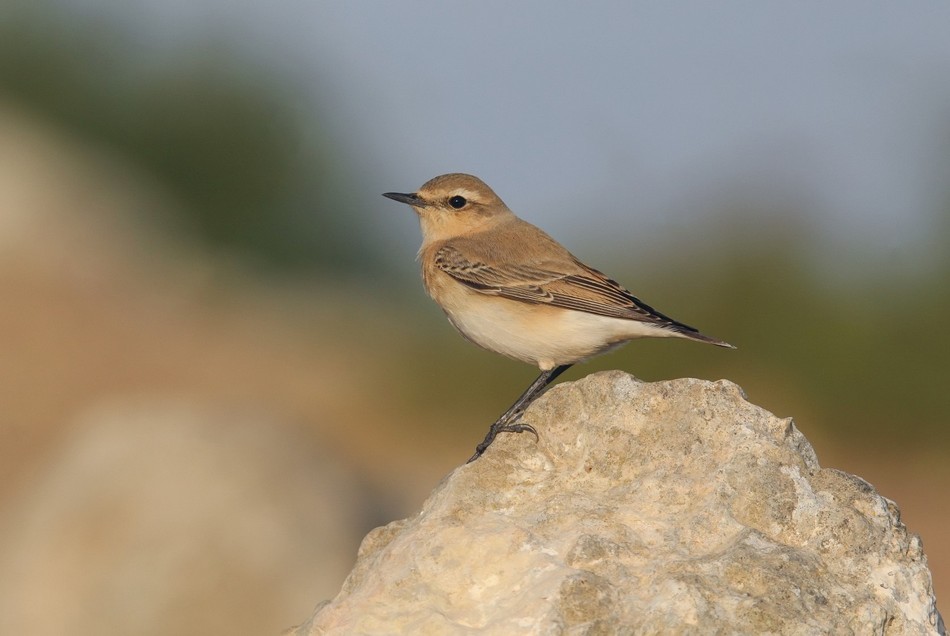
(467, 364, 572, 463)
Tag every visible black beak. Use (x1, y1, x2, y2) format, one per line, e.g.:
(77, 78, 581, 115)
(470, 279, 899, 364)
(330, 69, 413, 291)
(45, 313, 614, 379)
(382, 191, 423, 206)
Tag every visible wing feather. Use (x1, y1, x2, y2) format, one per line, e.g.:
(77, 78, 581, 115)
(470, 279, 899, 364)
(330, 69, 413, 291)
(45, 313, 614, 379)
(433, 245, 700, 333)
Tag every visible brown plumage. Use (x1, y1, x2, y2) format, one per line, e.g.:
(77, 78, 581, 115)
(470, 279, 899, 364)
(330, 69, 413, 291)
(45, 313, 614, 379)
(384, 173, 734, 461)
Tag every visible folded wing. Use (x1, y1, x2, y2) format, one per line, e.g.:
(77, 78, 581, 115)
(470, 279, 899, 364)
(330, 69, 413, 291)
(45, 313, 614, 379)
(434, 244, 701, 334)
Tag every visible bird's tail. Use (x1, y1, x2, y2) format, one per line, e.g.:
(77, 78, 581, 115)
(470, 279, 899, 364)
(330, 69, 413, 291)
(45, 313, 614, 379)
(675, 328, 736, 349)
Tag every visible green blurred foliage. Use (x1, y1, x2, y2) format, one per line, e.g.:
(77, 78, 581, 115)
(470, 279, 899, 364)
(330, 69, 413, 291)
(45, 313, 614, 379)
(660, 219, 949, 449)
(0, 4, 379, 275)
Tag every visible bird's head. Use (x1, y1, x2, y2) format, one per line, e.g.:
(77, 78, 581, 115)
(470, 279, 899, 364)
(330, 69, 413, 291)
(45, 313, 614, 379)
(384, 173, 513, 244)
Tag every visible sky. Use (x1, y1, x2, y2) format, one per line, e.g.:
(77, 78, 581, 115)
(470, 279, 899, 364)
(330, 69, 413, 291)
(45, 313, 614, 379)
(49, 1, 950, 259)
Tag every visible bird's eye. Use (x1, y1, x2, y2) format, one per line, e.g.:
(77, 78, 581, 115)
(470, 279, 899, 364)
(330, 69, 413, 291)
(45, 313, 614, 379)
(448, 195, 467, 209)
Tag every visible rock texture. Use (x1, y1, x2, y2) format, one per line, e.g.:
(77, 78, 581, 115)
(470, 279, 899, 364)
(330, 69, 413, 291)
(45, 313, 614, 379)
(293, 371, 943, 635)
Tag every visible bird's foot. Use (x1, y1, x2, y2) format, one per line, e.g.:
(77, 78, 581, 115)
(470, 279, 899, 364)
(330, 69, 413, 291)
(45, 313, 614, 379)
(466, 419, 539, 463)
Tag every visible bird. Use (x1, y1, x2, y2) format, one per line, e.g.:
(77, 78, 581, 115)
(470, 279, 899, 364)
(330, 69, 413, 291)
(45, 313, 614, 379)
(383, 173, 734, 462)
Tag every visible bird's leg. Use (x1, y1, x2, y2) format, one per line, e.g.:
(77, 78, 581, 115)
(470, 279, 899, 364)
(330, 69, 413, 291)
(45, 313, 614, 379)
(467, 364, 572, 463)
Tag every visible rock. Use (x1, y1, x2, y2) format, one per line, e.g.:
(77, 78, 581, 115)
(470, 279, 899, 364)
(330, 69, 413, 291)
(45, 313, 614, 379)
(292, 371, 944, 635)
(0, 397, 376, 636)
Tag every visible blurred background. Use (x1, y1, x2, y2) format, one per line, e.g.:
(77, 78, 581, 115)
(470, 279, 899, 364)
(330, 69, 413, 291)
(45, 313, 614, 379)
(0, 1, 947, 633)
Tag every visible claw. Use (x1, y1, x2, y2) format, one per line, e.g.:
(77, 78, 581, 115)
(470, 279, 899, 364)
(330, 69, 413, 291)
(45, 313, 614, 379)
(498, 421, 538, 441)
(467, 419, 540, 463)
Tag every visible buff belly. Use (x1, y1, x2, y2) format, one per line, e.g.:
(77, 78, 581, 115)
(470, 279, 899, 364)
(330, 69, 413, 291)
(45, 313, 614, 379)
(428, 276, 680, 370)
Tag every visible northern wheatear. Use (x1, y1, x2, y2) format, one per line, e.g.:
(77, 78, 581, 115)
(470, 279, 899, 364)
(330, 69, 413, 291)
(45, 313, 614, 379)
(384, 173, 734, 462)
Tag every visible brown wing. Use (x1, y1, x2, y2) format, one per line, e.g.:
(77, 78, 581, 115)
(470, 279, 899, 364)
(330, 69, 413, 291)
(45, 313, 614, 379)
(433, 244, 700, 333)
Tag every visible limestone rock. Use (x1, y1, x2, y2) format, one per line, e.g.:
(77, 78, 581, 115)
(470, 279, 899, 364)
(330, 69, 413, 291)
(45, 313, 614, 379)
(0, 398, 374, 636)
(293, 371, 943, 635)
